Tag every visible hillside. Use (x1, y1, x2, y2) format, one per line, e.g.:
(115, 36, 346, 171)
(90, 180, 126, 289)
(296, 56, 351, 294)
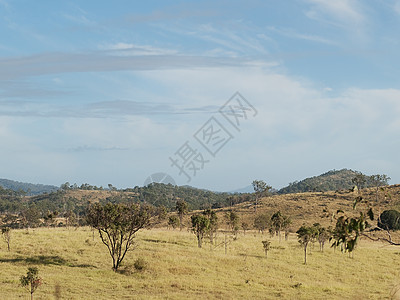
(0, 178, 58, 195)
(278, 169, 380, 194)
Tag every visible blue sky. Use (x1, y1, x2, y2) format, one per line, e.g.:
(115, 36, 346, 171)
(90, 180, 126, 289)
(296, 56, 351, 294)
(0, 0, 399, 191)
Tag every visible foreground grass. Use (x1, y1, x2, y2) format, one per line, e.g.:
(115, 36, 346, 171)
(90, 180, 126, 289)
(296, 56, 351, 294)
(1, 227, 400, 299)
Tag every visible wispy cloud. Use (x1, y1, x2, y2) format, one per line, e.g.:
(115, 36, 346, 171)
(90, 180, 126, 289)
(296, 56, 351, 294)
(0, 99, 220, 118)
(267, 26, 338, 46)
(0, 51, 254, 81)
(304, 0, 365, 26)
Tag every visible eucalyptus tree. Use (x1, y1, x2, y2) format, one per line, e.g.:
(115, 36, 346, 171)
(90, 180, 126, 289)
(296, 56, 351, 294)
(252, 180, 272, 213)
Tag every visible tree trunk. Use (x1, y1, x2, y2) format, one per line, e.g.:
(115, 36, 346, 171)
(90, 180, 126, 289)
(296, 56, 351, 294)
(304, 244, 307, 264)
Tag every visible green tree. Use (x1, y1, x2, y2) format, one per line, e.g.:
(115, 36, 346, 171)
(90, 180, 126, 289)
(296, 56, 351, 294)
(203, 209, 218, 244)
(271, 211, 291, 242)
(168, 215, 180, 230)
(330, 208, 373, 256)
(296, 226, 315, 264)
(378, 210, 400, 231)
(20, 267, 42, 300)
(241, 221, 249, 235)
(252, 180, 271, 213)
(225, 211, 239, 234)
(176, 200, 188, 231)
(254, 213, 270, 234)
(262, 240, 271, 258)
(86, 202, 155, 271)
(191, 214, 210, 248)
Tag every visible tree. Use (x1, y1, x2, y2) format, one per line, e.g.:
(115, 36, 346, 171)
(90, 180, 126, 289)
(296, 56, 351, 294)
(175, 200, 188, 231)
(168, 215, 180, 230)
(241, 221, 249, 235)
(252, 180, 271, 213)
(20, 267, 42, 300)
(351, 172, 367, 195)
(20, 206, 40, 230)
(330, 208, 372, 256)
(203, 209, 218, 244)
(296, 226, 315, 264)
(225, 211, 239, 234)
(378, 210, 400, 231)
(262, 240, 271, 258)
(370, 174, 390, 202)
(191, 214, 210, 248)
(271, 211, 291, 242)
(86, 202, 154, 271)
(312, 223, 330, 252)
(254, 213, 270, 234)
(2, 227, 11, 251)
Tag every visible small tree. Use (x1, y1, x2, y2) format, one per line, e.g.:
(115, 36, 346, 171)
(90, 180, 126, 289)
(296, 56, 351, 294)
(2, 227, 11, 251)
(312, 223, 330, 252)
(86, 202, 154, 271)
(20, 267, 42, 300)
(176, 200, 188, 231)
(191, 214, 210, 248)
(241, 222, 249, 235)
(225, 211, 239, 234)
(296, 226, 315, 264)
(252, 180, 272, 213)
(370, 174, 390, 202)
(203, 209, 218, 244)
(262, 240, 271, 258)
(254, 213, 270, 234)
(271, 211, 291, 242)
(351, 172, 367, 195)
(168, 215, 180, 230)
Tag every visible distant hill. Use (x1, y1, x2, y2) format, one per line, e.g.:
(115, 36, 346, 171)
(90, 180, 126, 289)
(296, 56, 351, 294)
(229, 185, 254, 194)
(278, 169, 377, 194)
(0, 178, 58, 195)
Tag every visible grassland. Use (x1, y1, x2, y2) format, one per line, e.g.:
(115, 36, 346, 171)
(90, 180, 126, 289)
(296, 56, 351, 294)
(1, 226, 400, 299)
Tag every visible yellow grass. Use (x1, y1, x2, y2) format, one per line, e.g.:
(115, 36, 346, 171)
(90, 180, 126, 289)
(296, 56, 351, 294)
(1, 227, 400, 299)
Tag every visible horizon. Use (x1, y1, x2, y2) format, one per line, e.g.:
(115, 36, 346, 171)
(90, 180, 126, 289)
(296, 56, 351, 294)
(1, 1, 399, 191)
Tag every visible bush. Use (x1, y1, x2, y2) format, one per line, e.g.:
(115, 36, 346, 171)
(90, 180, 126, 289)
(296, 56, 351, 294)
(133, 258, 147, 272)
(378, 210, 400, 230)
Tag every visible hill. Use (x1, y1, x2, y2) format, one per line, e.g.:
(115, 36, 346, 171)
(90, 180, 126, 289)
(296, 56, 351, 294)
(0, 178, 58, 195)
(278, 169, 379, 194)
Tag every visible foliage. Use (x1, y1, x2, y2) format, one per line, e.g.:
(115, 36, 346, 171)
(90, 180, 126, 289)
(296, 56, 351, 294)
(296, 225, 316, 264)
(86, 202, 155, 271)
(20, 267, 42, 300)
(254, 213, 270, 234)
(330, 208, 373, 254)
(271, 211, 291, 241)
(262, 240, 271, 258)
(203, 209, 218, 244)
(252, 180, 271, 212)
(176, 200, 188, 230)
(191, 214, 210, 248)
(225, 211, 239, 233)
(168, 215, 180, 229)
(378, 210, 400, 231)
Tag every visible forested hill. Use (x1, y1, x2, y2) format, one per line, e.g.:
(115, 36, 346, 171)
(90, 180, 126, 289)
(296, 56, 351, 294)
(278, 169, 379, 194)
(0, 178, 58, 195)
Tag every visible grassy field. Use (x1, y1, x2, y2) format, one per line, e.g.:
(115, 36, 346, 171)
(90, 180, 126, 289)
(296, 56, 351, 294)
(1, 227, 400, 299)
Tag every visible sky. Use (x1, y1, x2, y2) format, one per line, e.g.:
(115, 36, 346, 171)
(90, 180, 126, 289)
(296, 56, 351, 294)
(0, 0, 400, 192)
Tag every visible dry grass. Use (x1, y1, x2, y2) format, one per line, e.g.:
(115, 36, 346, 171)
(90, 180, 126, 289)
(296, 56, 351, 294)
(1, 227, 400, 299)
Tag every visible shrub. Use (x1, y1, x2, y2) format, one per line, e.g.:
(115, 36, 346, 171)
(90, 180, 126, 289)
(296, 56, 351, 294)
(134, 258, 148, 272)
(378, 210, 400, 230)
